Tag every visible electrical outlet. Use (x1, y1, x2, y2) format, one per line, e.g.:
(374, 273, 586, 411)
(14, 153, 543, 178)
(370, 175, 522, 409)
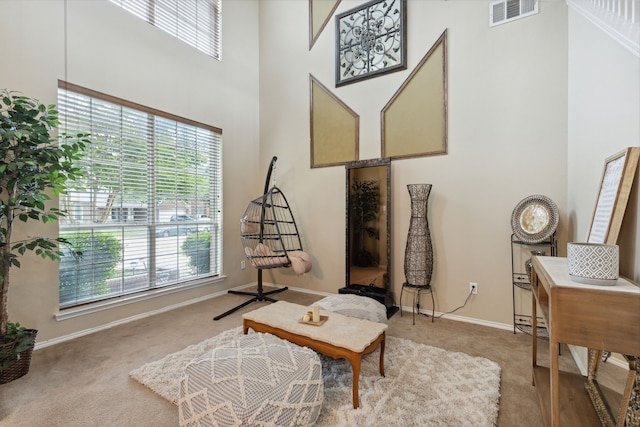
(469, 282, 478, 294)
(241, 260, 246, 270)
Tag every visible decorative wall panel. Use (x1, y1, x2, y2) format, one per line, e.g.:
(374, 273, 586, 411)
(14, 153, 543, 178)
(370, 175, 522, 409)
(382, 30, 447, 160)
(310, 75, 359, 168)
(310, 0, 341, 49)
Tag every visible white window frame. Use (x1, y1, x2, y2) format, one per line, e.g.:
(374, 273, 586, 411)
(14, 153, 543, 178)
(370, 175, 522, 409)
(57, 81, 223, 309)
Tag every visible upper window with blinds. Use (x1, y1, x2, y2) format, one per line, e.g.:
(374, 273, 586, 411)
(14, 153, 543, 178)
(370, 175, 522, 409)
(109, 0, 222, 60)
(57, 82, 222, 308)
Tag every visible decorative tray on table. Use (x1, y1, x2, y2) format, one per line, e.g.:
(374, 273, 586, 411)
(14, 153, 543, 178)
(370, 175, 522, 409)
(298, 315, 328, 326)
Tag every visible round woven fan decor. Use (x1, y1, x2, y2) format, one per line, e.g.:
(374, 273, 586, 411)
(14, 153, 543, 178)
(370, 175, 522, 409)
(511, 195, 559, 244)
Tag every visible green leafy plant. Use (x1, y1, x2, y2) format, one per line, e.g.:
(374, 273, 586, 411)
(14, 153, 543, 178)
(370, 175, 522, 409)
(0, 89, 89, 347)
(182, 232, 211, 274)
(59, 232, 121, 306)
(0, 323, 34, 370)
(350, 179, 380, 267)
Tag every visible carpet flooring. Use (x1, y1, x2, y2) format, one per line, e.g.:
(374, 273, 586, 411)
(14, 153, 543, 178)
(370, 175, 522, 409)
(0, 286, 628, 426)
(130, 326, 501, 426)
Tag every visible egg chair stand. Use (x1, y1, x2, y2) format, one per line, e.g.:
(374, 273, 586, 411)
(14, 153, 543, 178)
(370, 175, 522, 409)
(214, 156, 306, 321)
(212, 269, 286, 320)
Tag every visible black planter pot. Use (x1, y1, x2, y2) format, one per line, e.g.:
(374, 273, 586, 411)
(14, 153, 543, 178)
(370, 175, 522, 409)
(0, 329, 38, 384)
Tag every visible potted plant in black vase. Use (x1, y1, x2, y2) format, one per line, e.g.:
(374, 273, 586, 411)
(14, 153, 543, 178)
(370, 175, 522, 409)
(0, 90, 88, 383)
(350, 179, 380, 267)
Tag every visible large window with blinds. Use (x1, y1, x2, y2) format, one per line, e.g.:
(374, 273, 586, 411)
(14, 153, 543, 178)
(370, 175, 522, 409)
(57, 82, 222, 308)
(109, 0, 222, 60)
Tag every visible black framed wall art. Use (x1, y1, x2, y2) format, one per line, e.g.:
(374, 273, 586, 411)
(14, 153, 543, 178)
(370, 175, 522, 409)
(335, 0, 407, 87)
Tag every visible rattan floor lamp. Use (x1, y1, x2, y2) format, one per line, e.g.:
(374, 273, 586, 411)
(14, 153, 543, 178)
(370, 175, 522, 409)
(400, 184, 435, 324)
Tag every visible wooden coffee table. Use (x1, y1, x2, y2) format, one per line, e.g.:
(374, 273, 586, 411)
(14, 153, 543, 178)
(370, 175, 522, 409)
(242, 301, 387, 409)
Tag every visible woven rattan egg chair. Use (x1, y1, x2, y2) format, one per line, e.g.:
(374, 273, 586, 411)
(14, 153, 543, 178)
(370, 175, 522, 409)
(214, 156, 311, 320)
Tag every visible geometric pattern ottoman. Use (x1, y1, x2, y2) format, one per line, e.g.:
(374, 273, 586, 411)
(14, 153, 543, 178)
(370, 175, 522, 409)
(178, 333, 324, 427)
(312, 294, 388, 324)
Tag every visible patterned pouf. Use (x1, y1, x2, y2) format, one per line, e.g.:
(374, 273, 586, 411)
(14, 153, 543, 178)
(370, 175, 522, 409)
(313, 294, 388, 324)
(178, 333, 324, 427)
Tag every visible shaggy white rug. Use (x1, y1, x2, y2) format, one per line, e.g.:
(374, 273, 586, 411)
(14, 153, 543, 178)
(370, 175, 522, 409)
(130, 327, 501, 426)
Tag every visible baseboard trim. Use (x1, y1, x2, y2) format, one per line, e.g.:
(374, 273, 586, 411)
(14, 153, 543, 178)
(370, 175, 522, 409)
(37, 281, 272, 350)
(37, 283, 511, 349)
(42, 281, 627, 376)
(283, 284, 332, 297)
(409, 305, 514, 332)
(287, 284, 514, 331)
(37, 287, 230, 349)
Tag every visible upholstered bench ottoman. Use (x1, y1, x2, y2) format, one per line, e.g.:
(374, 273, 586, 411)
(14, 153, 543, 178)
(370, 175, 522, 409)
(178, 333, 323, 427)
(312, 294, 388, 324)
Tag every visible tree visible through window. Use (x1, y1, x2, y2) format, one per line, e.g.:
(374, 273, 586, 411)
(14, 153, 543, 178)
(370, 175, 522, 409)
(57, 82, 222, 308)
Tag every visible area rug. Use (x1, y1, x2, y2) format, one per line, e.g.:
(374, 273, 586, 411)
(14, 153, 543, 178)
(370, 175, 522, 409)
(130, 327, 501, 426)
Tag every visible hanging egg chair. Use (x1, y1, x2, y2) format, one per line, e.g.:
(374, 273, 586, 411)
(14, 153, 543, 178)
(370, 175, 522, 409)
(240, 187, 311, 273)
(213, 156, 311, 321)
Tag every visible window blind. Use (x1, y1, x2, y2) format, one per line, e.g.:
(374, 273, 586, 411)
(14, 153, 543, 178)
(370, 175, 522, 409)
(109, 0, 222, 60)
(57, 82, 222, 308)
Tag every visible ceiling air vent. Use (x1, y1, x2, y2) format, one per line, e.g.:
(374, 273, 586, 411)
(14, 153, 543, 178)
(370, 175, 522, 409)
(490, 0, 538, 27)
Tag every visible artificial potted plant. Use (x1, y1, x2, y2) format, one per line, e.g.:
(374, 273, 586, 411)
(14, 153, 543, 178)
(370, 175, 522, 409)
(0, 90, 88, 383)
(350, 179, 380, 267)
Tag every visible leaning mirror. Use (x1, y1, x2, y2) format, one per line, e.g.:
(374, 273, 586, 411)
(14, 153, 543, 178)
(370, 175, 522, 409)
(340, 158, 395, 314)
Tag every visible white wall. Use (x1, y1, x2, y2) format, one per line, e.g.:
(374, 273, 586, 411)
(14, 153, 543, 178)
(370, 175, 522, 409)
(567, 8, 640, 282)
(0, 0, 261, 342)
(566, 5, 640, 370)
(7, 0, 632, 343)
(259, 0, 569, 326)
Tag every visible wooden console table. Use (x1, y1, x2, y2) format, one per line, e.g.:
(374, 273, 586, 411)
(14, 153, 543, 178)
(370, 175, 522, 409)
(531, 256, 640, 427)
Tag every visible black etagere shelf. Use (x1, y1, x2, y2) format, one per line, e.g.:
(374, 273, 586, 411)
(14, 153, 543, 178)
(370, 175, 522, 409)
(511, 233, 556, 339)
